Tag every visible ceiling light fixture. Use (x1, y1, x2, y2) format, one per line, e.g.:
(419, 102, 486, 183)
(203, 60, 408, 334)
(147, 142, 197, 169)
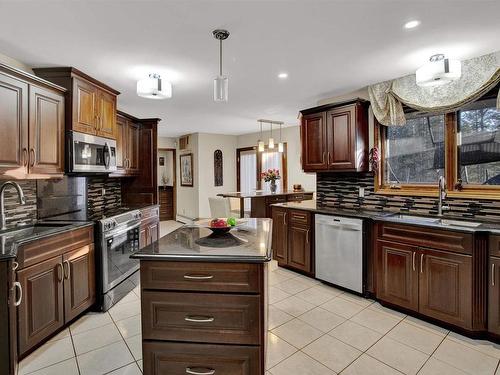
(137, 73, 172, 99)
(213, 29, 230, 102)
(404, 20, 420, 29)
(268, 122, 275, 149)
(278, 123, 284, 153)
(278, 72, 288, 79)
(258, 121, 265, 152)
(416, 54, 461, 87)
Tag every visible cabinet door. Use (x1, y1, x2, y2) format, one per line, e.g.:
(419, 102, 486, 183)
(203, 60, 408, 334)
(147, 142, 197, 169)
(140, 226, 148, 249)
(96, 90, 117, 139)
(489, 257, 500, 335)
(17, 256, 64, 356)
(301, 112, 328, 171)
(28, 85, 65, 175)
(326, 105, 356, 170)
(72, 77, 97, 135)
(115, 115, 127, 172)
(149, 222, 159, 244)
(127, 122, 140, 172)
(63, 245, 96, 322)
(376, 240, 418, 312)
(287, 224, 312, 273)
(0, 72, 29, 177)
(271, 208, 288, 265)
(419, 248, 472, 329)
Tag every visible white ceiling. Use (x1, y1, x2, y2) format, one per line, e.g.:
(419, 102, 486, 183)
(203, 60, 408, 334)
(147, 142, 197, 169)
(0, 0, 499, 137)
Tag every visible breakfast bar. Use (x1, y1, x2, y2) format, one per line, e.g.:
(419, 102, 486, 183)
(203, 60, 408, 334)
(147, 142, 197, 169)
(131, 218, 272, 375)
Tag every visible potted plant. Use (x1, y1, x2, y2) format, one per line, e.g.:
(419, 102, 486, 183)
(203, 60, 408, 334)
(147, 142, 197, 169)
(261, 169, 281, 194)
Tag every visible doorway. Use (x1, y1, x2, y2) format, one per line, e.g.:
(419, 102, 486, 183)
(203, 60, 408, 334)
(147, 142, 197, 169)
(158, 148, 176, 220)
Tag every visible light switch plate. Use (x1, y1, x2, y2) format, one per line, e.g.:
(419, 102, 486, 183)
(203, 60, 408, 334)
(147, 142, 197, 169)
(358, 187, 365, 198)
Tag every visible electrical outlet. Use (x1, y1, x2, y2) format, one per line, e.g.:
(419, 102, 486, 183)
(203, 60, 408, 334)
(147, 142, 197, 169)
(358, 187, 365, 198)
(101, 188, 106, 196)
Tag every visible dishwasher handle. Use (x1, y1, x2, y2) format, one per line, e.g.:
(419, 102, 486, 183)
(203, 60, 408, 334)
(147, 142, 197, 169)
(317, 222, 362, 231)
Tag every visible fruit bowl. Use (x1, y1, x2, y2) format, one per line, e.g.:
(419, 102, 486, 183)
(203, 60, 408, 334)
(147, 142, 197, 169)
(194, 218, 247, 235)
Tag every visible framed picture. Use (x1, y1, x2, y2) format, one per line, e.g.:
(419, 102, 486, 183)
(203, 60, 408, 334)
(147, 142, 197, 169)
(158, 156, 165, 166)
(180, 153, 194, 186)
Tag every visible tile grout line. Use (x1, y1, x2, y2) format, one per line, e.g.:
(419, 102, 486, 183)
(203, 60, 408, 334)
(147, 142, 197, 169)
(415, 331, 450, 374)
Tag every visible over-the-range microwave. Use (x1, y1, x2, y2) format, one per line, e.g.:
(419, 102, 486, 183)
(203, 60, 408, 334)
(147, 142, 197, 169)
(67, 131, 117, 174)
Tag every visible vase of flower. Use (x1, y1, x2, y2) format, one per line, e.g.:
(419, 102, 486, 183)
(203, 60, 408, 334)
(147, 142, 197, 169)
(261, 169, 280, 194)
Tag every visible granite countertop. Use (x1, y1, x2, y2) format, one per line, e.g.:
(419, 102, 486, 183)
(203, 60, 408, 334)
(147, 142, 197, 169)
(272, 200, 500, 234)
(0, 221, 94, 261)
(219, 191, 314, 198)
(131, 218, 272, 263)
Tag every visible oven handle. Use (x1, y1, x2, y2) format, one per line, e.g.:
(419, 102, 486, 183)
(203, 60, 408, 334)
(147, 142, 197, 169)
(104, 222, 141, 239)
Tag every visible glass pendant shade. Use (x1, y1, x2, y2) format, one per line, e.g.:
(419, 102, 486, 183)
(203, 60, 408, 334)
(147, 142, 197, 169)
(416, 55, 461, 87)
(214, 75, 228, 102)
(137, 74, 172, 99)
(258, 140, 265, 152)
(268, 138, 275, 149)
(278, 142, 284, 153)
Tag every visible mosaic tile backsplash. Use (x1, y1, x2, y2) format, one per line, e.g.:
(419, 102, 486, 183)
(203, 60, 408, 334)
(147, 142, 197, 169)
(2, 180, 37, 228)
(317, 172, 500, 221)
(87, 177, 122, 219)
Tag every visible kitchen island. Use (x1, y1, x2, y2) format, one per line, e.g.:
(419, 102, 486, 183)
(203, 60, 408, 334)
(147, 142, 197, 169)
(131, 218, 272, 375)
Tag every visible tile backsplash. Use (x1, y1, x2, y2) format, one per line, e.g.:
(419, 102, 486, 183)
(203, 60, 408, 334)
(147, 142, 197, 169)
(87, 177, 122, 219)
(317, 172, 500, 221)
(1, 180, 37, 228)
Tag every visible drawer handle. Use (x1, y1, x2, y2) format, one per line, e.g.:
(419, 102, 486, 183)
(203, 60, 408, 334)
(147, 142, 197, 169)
(420, 254, 424, 274)
(13, 281, 22, 307)
(186, 368, 215, 375)
(492, 263, 496, 287)
(184, 315, 215, 323)
(412, 252, 415, 272)
(184, 274, 214, 280)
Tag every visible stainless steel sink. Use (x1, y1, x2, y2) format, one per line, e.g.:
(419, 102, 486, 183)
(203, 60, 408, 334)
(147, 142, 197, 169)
(391, 214, 439, 223)
(390, 214, 482, 229)
(438, 219, 482, 228)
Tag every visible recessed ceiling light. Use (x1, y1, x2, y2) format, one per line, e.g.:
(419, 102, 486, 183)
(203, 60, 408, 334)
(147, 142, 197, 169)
(404, 20, 420, 29)
(278, 73, 288, 79)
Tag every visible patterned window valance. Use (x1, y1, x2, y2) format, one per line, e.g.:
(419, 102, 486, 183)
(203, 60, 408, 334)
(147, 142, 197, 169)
(369, 51, 500, 126)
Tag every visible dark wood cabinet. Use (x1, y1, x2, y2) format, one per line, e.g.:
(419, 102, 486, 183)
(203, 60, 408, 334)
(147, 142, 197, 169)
(33, 67, 120, 140)
(272, 207, 288, 265)
(288, 222, 312, 273)
(0, 64, 65, 179)
(139, 206, 160, 249)
(489, 256, 500, 335)
(0, 260, 18, 375)
(376, 240, 419, 312)
(115, 112, 140, 176)
(300, 99, 369, 172)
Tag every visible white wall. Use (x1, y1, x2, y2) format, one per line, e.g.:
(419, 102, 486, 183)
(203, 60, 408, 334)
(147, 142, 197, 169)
(176, 133, 199, 220)
(158, 136, 177, 149)
(237, 126, 316, 193)
(158, 149, 174, 186)
(0, 52, 33, 74)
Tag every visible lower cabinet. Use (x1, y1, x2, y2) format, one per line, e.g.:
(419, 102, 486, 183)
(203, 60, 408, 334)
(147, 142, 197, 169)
(139, 206, 160, 249)
(288, 224, 312, 273)
(271, 207, 288, 264)
(489, 256, 500, 335)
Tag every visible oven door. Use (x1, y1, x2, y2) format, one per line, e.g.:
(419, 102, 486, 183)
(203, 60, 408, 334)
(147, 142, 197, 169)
(101, 223, 140, 293)
(69, 131, 117, 173)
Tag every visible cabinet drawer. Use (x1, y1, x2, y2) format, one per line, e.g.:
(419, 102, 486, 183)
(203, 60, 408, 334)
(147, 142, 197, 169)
(142, 291, 262, 345)
(377, 222, 473, 255)
(490, 235, 500, 258)
(140, 261, 262, 293)
(265, 195, 287, 204)
(289, 209, 311, 226)
(143, 341, 261, 375)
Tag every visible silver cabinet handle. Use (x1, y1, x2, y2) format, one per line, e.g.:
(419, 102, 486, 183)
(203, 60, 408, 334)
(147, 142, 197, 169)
(492, 263, 496, 287)
(420, 254, 424, 274)
(186, 368, 215, 375)
(12, 261, 19, 271)
(412, 252, 415, 272)
(306, 229, 310, 243)
(13, 281, 22, 306)
(284, 212, 287, 226)
(184, 315, 215, 323)
(183, 274, 214, 280)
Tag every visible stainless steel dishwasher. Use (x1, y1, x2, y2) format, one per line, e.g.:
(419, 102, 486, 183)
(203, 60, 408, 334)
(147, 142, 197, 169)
(315, 214, 364, 293)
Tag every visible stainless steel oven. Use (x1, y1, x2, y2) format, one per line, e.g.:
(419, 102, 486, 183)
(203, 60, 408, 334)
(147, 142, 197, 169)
(68, 131, 117, 173)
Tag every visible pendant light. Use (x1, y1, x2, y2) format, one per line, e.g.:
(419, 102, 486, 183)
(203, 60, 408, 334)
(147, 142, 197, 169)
(213, 29, 230, 101)
(258, 121, 265, 152)
(268, 122, 275, 149)
(137, 73, 172, 99)
(416, 54, 461, 87)
(278, 123, 284, 153)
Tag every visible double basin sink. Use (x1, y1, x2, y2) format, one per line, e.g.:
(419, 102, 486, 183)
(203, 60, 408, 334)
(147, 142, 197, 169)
(391, 214, 482, 229)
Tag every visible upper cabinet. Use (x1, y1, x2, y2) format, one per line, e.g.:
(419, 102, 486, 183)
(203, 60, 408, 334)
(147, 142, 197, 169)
(115, 112, 140, 176)
(300, 99, 369, 172)
(0, 64, 65, 179)
(33, 67, 119, 140)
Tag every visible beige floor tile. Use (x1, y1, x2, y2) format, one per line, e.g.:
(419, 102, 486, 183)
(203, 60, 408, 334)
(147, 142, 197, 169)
(314, 283, 344, 296)
(109, 299, 141, 322)
(125, 334, 142, 361)
(350, 308, 402, 335)
(136, 360, 143, 371)
(337, 293, 374, 308)
(433, 338, 499, 375)
(273, 295, 315, 317)
(77, 341, 135, 375)
(268, 351, 335, 375)
(268, 305, 294, 330)
(329, 320, 383, 351)
(403, 315, 448, 337)
(299, 307, 346, 332)
(367, 336, 429, 375)
(292, 274, 321, 287)
(115, 291, 139, 306)
(274, 267, 300, 278)
(72, 322, 123, 355)
(70, 311, 113, 335)
(24, 358, 79, 375)
(115, 314, 142, 338)
(269, 286, 292, 304)
(303, 334, 362, 372)
(269, 271, 294, 286)
(320, 296, 366, 318)
(159, 220, 183, 238)
(418, 357, 469, 375)
(447, 331, 500, 359)
(271, 318, 323, 349)
(369, 302, 407, 319)
(266, 332, 297, 369)
(18, 336, 74, 375)
(107, 362, 143, 375)
(47, 328, 70, 343)
(295, 285, 339, 306)
(275, 278, 312, 294)
(386, 321, 444, 355)
(342, 354, 403, 375)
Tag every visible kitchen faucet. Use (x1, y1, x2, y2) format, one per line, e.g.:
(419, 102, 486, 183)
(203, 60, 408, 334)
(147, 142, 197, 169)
(437, 176, 450, 217)
(0, 181, 26, 230)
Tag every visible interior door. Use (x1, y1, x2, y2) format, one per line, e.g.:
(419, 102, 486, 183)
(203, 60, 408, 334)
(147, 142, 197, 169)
(28, 85, 65, 175)
(376, 240, 419, 312)
(271, 208, 288, 265)
(326, 105, 356, 170)
(72, 77, 98, 135)
(63, 245, 96, 322)
(0, 72, 29, 177)
(301, 112, 328, 171)
(96, 89, 117, 139)
(17, 256, 64, 355)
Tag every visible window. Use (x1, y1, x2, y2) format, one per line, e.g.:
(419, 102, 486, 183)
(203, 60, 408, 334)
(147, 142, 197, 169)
(375, 85, 500, 198)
